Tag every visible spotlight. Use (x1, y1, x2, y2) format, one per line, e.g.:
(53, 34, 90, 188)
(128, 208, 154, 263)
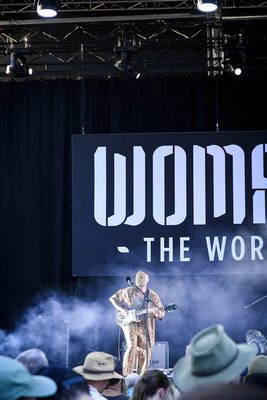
(114, 41, 141, 79)
(233, 66, 242, 76)
(225, 64, 243, 76)
(223, 40, 246, 77)
(37, 0, 60, 18)
(114, 59, 140, 79)
(197, 0, 218, 12)
(5, 47, 33, 78)
(114, 31, 141, 79)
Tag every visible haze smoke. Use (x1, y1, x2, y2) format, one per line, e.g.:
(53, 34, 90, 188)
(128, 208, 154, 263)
(0, 263, 266, 370)
(0, 290, 116, 367)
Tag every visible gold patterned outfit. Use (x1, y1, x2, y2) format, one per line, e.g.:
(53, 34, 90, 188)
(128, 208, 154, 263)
(110, 285, 165, 376)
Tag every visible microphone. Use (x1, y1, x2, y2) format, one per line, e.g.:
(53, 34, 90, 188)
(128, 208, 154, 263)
(126, 276, 132, 285)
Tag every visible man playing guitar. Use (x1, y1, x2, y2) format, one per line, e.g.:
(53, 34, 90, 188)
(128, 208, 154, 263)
(109, 271, 165, 376)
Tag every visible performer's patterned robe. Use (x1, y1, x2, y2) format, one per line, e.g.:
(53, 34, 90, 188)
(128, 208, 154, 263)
(110, 286, 165, 376)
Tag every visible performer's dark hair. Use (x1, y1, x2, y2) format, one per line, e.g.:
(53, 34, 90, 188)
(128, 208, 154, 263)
(131, 369, 170, 400)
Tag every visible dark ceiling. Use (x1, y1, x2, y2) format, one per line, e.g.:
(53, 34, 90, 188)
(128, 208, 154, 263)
(0, 0, 267, 79)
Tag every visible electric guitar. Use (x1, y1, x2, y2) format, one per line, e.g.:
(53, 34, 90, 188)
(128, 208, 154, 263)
(116, 303, 177, 327)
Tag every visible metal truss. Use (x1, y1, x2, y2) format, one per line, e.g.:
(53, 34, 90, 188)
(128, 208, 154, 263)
(0, 1, 266, 79)
(0, 1, 266, 23)
(0, 1, 266, 15)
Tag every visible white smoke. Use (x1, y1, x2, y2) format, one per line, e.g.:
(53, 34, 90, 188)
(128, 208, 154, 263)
(0, 290, 116, 367)
(1, 267, 267, 370)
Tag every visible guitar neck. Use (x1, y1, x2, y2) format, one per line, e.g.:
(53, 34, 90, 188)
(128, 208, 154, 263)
(135, 309, 148, 317)
(135, 304, 174, 315)
(135, 306, 159, 316)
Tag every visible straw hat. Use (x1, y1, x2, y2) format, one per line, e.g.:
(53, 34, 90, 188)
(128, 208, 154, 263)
(73, 352, 123, 381)
(172, 324, 257, 393)
(248, 355, 267, 374)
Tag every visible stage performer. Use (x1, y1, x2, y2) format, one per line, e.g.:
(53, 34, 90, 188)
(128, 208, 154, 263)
(109, 271, 165, 376)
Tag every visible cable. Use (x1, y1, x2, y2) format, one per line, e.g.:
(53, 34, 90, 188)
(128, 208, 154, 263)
(74, 276, 80, 307)
(215, 77, 220, 132)
(80, 43, 85, 135)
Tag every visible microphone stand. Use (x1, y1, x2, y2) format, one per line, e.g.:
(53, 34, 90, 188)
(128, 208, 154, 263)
(145, 295, 149, 371)
(63, 319, 71, 368)
(127, 279, 160, 372)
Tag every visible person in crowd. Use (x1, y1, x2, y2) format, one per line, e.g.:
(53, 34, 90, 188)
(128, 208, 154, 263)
(179, 382, 267, 400)
(0, 355, 56, 400)
(124, 372, 141, 397)
(109, 271, 165, 375)
(16, 348, 49, 374)
(244, 354, 267, 389)
(73, 351, 123, 400)
(247, 354, 267, 376)
(38, 366, 91, 400)
(102, 357, 129, 400)
(131, 369, 180, 400)
(172, 324, 258, 394)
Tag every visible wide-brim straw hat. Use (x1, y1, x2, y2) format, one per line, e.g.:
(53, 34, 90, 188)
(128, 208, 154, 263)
(172, 324, 257, 393)
(73, 351, 123, 381)
(248, 355, 267, 374)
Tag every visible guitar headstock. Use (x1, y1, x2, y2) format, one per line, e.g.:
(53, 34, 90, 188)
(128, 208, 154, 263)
(164, 303, 177, 313)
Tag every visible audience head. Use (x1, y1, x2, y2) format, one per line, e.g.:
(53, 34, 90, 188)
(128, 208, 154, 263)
(16, 348, 49, 374)
(38, 366, 90, 400)
(108, 356, 123, 385)
(0, 355, 56, 400)
(248, 355, 267, 374)
(131, 369, 175, 400)
(179, 382, 267, 400)
(73, 351, 123, 393)
(125, 372, 141, 396)
(172, 324, 257, 393)
(245, 354, 267, 389)
(102, 356, 126, 396)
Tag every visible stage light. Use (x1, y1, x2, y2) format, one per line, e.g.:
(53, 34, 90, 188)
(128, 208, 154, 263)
(224, 64, 243, 76)
(114, 32, 141, 79)
(5, 47, 33, 78)
(223, 33, 246, 77)
(37, 0, 60, 18)
(223, 41, 246, 77)
(234, 66, 242, 76)
(114, 59, 140, 79)
(197, 0, 218, 12)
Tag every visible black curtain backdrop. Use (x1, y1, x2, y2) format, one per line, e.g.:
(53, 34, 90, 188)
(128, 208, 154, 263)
(0, 75, 266, 350)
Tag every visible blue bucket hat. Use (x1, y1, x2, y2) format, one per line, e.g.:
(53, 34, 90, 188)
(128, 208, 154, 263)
(0, 355, 57, 400)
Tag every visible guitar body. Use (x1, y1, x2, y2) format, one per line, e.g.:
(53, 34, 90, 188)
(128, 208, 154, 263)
(116, 309, 142, 326)
(116, 303, 177, 327)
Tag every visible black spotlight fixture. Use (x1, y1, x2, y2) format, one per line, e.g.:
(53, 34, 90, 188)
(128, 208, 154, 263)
(36, 0, 60, 18)
(114, 53, 140, 79)
(6, 46, 33, 78)
(114, 33, 141, 79)
(223, 34, 246, 76)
